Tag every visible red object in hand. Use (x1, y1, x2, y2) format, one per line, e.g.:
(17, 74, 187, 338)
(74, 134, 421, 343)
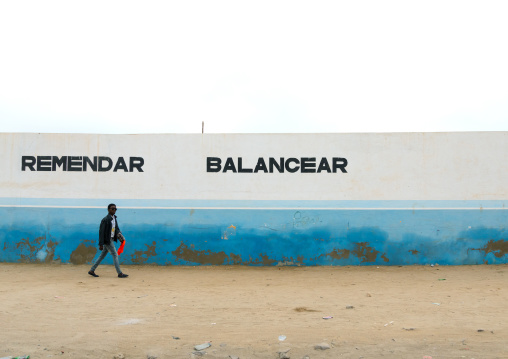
(117, 240, 126, 255)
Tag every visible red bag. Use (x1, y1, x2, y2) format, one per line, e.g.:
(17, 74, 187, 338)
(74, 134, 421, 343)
(117, 239, 126, 255)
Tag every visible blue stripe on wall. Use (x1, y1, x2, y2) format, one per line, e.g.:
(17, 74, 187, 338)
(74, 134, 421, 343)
(1, 199, 507, 266)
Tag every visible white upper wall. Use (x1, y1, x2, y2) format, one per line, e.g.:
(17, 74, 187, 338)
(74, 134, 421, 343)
(1, 132, 507, 201)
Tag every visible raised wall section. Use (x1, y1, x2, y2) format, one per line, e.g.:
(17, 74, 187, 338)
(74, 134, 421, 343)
(1, 132, 507, 265)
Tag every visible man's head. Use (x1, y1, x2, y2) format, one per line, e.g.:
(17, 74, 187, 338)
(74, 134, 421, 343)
(108, 203, 117, 216)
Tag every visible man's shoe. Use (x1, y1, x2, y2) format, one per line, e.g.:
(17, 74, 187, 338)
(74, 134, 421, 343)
(118, 273, 129, 278)
(88, 270, 99, 277)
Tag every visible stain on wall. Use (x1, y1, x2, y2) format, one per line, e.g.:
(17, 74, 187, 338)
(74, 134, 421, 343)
(351, 242, 380, 263)
(229, 253, 242, 264)
(170, 241, 281, 266)
(130, 241, 157, 264)
(172, 242, 229, 265)
(15, 236, 58, 263)
(70, 241, 97, 264)
(222, 225, 237, 240)
(245, 254, 277, 266)
(326, 248, 351, 260)
(473, 239, 508, 258)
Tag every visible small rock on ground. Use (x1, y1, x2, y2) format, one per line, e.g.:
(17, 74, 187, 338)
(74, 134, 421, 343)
(314, 343, 331, 350)
(194, 343, 211, 351)
(113, 354, 125, 359)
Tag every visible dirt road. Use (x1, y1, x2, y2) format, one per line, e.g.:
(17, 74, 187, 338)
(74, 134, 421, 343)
(0, 263, 506, 358)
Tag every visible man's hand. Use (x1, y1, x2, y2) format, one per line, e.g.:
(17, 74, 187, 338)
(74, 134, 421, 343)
(119, 233, 125, 243)
(99, 245, 103, 251)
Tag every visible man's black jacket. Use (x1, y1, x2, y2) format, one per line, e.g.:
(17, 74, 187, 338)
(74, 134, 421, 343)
(99, 214, 121, 246)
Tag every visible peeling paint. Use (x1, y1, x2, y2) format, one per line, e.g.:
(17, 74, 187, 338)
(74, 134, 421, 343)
(409, 250, 419, 255)
(246, 253, 277, 266)
(229, 253, 242, 264)
(15, 236, 57, 263)
(172, 242, 228, 265)
(326, 248, 351, 260)
(16, 236, 44, 262)
(130, 241, 157, 264)
(70, 241, 97, 265)
(222, 224, 237, 240)
(381, 253, 389, 262)
(277, 255, 304, 266)
(278, 261, 294, 266)
(352, 242, 379, 263)
(43, 240, 58, 262)
(473, 240, 508, 258)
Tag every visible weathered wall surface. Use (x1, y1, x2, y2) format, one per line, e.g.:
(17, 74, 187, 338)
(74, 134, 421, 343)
(1, 132, 507, 265)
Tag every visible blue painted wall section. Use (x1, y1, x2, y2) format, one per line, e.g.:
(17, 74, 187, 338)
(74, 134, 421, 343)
(1, 199, 507, 266)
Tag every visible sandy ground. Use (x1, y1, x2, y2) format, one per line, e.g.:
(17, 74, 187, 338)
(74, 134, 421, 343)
(0, 263, 507, 359)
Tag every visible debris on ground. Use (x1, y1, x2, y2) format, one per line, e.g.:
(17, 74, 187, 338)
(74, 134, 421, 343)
(314, 343, 330, 350)
(194, 343, 211, 351)
(278, 348, 291, 359)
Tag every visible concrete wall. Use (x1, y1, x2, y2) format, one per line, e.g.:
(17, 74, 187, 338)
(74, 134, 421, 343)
(1, 132, 507, 266)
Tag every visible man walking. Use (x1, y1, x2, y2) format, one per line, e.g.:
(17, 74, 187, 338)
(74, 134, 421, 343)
(88, 203, 128, 278)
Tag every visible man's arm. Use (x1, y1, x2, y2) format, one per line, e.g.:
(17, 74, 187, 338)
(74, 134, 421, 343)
(99, 218, 106, 247)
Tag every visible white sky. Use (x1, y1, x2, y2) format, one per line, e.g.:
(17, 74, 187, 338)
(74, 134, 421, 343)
(0, 1, 507, 134)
